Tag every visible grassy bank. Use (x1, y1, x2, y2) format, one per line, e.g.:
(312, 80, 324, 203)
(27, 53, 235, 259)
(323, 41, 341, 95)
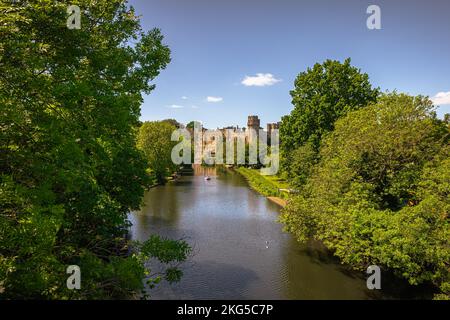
(235, 167, 290, 200)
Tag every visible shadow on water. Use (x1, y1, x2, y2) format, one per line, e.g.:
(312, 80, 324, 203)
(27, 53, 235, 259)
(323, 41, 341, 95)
(170, 180, 193, 187)
(291, 240, 434, 299)
(365, 270, 435, 300)
(136, 186, 181, 227)
(130, 165, 433, 300)
(148, 260, 259, 300)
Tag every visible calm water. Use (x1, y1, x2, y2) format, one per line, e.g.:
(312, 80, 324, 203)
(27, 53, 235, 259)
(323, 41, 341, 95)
(129, 166, 417, 300)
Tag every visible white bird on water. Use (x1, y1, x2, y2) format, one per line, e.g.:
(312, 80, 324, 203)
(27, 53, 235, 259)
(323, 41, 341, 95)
(265, 241, 269, 249)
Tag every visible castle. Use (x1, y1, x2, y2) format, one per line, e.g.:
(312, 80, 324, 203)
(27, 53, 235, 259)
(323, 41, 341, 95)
(247, 115, 281, 136)
(206, 116, 280, 156)
(218, 115, 280, 142)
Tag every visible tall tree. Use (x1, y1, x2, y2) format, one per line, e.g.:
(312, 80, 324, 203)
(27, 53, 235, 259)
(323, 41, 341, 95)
(137, 121, 178, 184)
(0, 0, 189, 299)
(281, 93, 450, 298)
(280, 58, 379, 182)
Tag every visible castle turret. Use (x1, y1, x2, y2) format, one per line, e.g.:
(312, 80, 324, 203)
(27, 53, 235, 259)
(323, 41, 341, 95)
(267, 122, 279, 134)
(247, 115, 260, 143)
(247, 115, 261, 130)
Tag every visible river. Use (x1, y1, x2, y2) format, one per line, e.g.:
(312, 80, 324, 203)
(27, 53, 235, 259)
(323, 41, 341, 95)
(129, 166, 423, 299)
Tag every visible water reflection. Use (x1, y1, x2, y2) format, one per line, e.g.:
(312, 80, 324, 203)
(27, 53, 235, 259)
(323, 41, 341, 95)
(193, 164, 217, 177)
(129, 166, 419, 299)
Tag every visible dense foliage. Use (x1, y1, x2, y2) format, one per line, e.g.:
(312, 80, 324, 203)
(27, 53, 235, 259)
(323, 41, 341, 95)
(1, 0, 189, 299)
(280, 58, 379, 186)
(281, 93, 450, 298)
(136, 121, 178, 184)
(162, 118, 182, 129)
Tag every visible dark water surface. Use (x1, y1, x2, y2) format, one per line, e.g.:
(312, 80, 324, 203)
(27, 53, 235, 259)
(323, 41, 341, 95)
(129, 166, 417, 299)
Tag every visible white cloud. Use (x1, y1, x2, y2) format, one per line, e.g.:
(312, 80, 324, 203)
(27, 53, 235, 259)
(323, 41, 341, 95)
(191, 105, 199, 109)
(241, 73, 281, 87)
(167, 104, 184, 109)
(206, 96, 223, 103)
(431, 91, 450, 105)
(181, 96, 188, 100)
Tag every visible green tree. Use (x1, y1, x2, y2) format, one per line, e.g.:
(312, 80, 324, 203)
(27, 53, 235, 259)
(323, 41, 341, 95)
(162, 118, 182, 129)
(137, 121, 178, 184)
(186, 120, 202, 130)
(0, 0, 189, 299)
(280, 58, 379, 182)
(281, 93, 449, 298)
(444, 113, 450, 124)
(282, 141, 317, 188)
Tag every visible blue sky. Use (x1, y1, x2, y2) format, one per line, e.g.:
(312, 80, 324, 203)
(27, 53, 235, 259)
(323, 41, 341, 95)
(129, 0, 450, 128)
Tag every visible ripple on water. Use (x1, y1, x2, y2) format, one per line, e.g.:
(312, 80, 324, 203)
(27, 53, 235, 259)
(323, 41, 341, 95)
(131, 167, 386, 299)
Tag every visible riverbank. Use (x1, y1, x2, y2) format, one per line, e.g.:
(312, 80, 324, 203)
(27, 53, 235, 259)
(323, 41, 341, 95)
(132, 165, 376, 299)
(267, 196, 288, 207)
(133, 165, 433, 299)
(147, 166, 189, 189)
(233, 167, 290, 207)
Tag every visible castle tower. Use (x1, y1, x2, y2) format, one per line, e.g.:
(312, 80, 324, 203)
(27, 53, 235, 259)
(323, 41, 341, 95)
(247, 115, 260, 143)
(266, 122, 280, 146)
(266, 122, 279, 134)
(247, 115, 260, 131)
